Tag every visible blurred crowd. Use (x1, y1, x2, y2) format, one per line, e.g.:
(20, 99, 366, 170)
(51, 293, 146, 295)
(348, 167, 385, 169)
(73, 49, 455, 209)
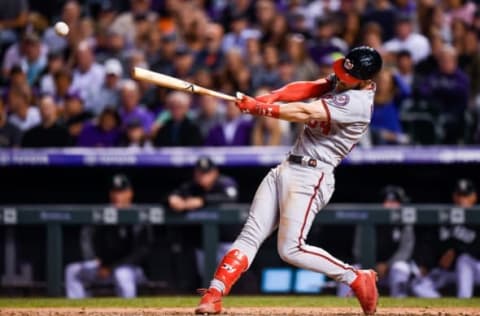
(2, 0, 480, 147)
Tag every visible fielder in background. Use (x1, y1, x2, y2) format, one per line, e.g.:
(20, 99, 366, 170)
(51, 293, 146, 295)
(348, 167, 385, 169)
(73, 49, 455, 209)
(65, 174, 153, 298)
(195, 46, 382, 315)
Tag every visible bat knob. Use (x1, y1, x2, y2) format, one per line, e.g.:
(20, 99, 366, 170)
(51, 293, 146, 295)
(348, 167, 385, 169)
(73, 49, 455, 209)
(236, 92, 245, 100)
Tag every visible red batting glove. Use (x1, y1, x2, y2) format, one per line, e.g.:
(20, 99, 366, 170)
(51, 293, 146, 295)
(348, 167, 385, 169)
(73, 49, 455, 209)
(236, 95, 280, 118)
(236, 95, 257, 113)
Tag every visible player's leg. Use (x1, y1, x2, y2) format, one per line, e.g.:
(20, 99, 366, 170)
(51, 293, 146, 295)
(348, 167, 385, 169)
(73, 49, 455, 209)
(456, 253, 476, 298)
(411, 268, 442, 298)
(275, 167, 357, 283)
(196, 166, 281, 313)
(275, 165, 377, 314)
(389, 261, 411, 297)
(113, 265, 144, 298)
(64, 259, 100, 298)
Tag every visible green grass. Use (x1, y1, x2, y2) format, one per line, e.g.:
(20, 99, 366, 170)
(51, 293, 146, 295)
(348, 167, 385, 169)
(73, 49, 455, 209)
(0, 296, 479, 308)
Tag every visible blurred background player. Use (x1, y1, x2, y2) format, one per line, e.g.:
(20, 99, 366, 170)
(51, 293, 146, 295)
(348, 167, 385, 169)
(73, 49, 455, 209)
(394, 178, 477, 298)
(65, 174, 152, 298)
(336, 185, 415, 297)
(376, 185, 415, 297)
(168, 156, 240, 280)
(453, 179, 480, 298)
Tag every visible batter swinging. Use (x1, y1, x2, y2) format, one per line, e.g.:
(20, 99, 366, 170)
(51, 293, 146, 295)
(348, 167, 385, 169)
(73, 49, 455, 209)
(196, 46, 383, 315)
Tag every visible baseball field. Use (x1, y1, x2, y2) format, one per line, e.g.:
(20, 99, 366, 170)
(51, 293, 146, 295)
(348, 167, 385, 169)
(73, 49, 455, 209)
(0, 296, 479, 316)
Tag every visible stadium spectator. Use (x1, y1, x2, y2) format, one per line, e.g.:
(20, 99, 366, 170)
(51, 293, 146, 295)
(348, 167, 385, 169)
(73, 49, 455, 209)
(417, 45, 469, 144)
(383, 14, 431, 64)
(221, 12, 250, 56)
(153, 91, 202, 147)
(250, 88, 291, 146)
(172, 46, 195, 81)
(286, 34, 319, 81)
(52, 69, 73, 109)
(443, 0, 477, 27)
(65, 174, 152, 298)
(0, 0, 479, 147)
(43, 0, 81, 53)
(7, 65, 28, 91)
(193, 95, 226, 140)
(118, 79, 154, 134)
(76, 107, 121, 147)
(362, 0, 398, 41)
(94, 30, 127, 65)
(0, 0, 29, 49)
(19, 32, 47, 86)
(109, 0, 157, 47)
(251, 116, 284, 146)
(358, 22, 386, 57)
(370, 68, 409, 145)
(194, 23, 224, 72)
(21, 94, 71, 147)
(394, 50, 415, 90)
(0, 97, 22, 147)
(63, 91, 93, 142)
(205, 100, 252, 146)
(120, 119, 153, 148)
(151, 32, 177, 75)
(40, 51, 66, 95)
(458, 27, 480, 102)
(255, 0, 277, 39)
(308, 16, 348, 67)
(70, 41, 106, 111)
(251, 44, 282, 91)
(244, 32, 262, 69)
(91, 59, 123, 115)
(7, 85, 41, 132)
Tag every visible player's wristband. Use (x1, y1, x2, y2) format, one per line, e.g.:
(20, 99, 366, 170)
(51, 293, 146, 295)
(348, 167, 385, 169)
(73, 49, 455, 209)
(240, 101, 280, 118)
(253, 102, 280, 118)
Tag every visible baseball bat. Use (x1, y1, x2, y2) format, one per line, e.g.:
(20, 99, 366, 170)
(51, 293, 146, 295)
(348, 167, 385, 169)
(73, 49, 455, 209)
(132, 67, 238, 102)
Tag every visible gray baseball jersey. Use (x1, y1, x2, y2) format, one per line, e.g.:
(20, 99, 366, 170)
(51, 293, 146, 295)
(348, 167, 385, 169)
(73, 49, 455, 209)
(292, 87, 375, 167)
(215, 85, 377, 294)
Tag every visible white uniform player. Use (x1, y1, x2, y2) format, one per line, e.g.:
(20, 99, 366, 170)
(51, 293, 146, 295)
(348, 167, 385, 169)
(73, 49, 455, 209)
(195, 46, 383, 315)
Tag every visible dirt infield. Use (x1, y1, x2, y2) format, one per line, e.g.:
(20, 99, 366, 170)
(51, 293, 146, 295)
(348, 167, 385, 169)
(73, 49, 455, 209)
(2, 307, 480, 316)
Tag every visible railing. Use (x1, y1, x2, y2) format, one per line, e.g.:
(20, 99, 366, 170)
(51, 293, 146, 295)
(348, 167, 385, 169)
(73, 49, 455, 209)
(2, 146, 480, 166)
(1, 204, 480, 296)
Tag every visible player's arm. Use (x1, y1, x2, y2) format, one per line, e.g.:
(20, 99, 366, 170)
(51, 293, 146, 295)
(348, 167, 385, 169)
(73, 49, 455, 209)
(255, 75, 335, 103)
(235, 95, 328, 123)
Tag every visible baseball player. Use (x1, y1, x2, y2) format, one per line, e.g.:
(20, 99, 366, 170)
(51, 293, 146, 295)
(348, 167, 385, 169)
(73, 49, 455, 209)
(452, 179, 480, 298)
(195, 46, 382, 315)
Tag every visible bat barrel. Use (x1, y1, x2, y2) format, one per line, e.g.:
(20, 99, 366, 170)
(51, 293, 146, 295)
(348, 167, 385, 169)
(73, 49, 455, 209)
(132, 67, 237, 102)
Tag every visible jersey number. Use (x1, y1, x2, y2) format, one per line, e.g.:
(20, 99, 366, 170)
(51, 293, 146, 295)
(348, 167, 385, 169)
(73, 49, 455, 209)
(307, 120, 329, 135)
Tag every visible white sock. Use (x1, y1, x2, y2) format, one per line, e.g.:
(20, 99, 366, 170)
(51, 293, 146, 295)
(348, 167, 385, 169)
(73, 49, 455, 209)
(344, 270, 359, 285)
(209, 279, 225, 294)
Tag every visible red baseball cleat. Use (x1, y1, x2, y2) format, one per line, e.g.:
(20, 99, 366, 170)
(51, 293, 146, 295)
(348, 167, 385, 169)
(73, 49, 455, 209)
(195, 288, 222, 314)
(350, 269, 379, 315)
